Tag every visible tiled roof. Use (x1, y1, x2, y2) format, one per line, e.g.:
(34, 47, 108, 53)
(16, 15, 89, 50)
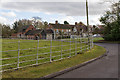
(18, 25, 32, 33)
(25, 29, 43, 35)
(49, 23, 87, 32)
(50, 24, 73, 29)
(44, 29, 54, 34)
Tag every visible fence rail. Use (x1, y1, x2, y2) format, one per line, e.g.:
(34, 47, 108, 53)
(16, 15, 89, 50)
(1, 36, 93, 72)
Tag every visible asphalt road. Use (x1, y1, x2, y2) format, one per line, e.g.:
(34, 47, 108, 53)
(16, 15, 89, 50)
(56, 43, 119, 78)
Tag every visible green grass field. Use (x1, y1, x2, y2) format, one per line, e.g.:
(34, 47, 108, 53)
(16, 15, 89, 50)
(1, 38, 90, 71)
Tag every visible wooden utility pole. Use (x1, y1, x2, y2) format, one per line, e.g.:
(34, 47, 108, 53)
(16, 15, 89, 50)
(86, 0, 89, 28)
(86, 0, 90, 42)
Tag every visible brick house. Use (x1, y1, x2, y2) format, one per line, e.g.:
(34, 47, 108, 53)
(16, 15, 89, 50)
(12, 25, 54, 40)
(71, 22, 88, 38)
(11, 21, 88, 39)
(25, 29, 54, 40)
(47, 21, 88, 39)
(12, 25, 36, 38)
(45, 29, 54, 40)
(25, 29, 45, 39)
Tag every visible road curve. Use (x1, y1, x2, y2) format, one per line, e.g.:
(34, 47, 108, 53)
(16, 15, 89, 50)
(56, 43, 119, 78)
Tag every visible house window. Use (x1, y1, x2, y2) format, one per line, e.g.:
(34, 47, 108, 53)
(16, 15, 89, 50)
(66, 30, 69, 32)
(69, 29, 71, 32)
(19, 34, 21, 38)
(73, 27, 77, 32)
(23, 29, 25, 31)
(80, 29, 82, 32)
(62, 29, 63, 32)
(56, 29, 59, 33)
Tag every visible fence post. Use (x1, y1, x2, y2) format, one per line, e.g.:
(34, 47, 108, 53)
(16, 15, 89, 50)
(85, 37, 87, 51)
(36, 40, 39, 65)
(80, 37, 82, 53)
(81, 37, 82, 43)
(92, 35, 94, 48)
(87, 36, 89, 50)
(75, 38, 77, 55)
(50, 39, 52, 62)
(17, 40, 20, 69)
(69, 38, 71, 57)
(61, 39, 63, 59)
(90, 35, 91, 49)
(80, 37, 81, 43)
(90, 35, 92, 49)
(88, 36, 90, 49)
(87, 36, 90, 50)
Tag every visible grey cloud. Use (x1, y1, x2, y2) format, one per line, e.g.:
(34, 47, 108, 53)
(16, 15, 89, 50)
(1, 2, 109, 16)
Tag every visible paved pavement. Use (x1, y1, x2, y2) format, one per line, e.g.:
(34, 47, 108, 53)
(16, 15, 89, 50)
(56, 43, 119, 78)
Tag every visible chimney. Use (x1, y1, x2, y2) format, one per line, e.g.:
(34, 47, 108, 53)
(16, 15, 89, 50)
(55, 20, 58, 24)
(75, 22, 77, 25)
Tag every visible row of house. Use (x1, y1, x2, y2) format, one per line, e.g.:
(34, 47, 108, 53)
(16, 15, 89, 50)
(12, 21, 92, 40)
(12, 25, 54, 40)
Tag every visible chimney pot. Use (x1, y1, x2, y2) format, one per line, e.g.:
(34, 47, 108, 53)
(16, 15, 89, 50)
(75, 22, 77, 25)
(55, 20, 58, 24)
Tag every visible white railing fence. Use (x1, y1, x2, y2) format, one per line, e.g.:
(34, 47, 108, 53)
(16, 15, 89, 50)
(0, 36, 93, 72)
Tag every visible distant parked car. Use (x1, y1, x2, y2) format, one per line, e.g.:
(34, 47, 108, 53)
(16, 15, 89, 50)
(93, 34, 101, 37)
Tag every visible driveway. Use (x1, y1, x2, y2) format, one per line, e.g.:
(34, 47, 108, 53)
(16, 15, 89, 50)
(56, 43, 119, 78)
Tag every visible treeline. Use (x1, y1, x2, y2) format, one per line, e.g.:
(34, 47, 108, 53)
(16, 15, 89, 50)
(13, 19, 48, 33)
(0, 24, 14, 38)
(0, 17, 49, 38)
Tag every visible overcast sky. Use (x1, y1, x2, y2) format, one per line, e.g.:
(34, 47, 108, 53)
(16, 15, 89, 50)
(0, 0, 119, 28)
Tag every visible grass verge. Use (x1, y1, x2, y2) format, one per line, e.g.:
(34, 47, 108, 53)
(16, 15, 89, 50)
(93, 37, 104, 42)
(93, 37, 120, 43)
(94, 40, 120, 43)
(2, 45, 106, 78)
